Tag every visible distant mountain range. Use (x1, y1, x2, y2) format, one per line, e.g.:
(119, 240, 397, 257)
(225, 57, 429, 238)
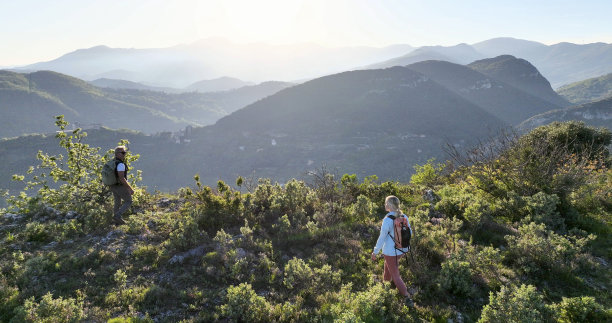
(0, 70, 291, 138)
(14, 39, 414, 87)
(12, 37, 611, 89)
(366, 38, 612, 88)
(556, 72, 612, 104)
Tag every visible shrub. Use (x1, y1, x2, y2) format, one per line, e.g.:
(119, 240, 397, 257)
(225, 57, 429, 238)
(324, 282, 409, 322)
(505, 222, 595, 276)
(0, 278, 19, 321)
(220, 283, 271, 322)
(439, 258, 473, 296)
(348, 195, 375, 223)
(411, 158, 446, 187)
(555, 296, 611, 323)
(478, 284, 553, 323)
(8, 115, 142, 227)
(12, 292, 85, 323)
(283, 257, 314, 290)
(521, 192, 565, 231)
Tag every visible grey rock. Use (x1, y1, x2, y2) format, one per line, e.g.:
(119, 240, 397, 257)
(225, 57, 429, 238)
(423, 189, 440, 202)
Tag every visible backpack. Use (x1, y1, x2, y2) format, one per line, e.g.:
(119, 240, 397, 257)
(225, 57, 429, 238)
(101, 159, 121, 185)
(387, 214, 411, 249)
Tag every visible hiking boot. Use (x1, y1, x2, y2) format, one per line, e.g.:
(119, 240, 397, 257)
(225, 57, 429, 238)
(113, 216, 126, 225)
(404, 296, 414, 307)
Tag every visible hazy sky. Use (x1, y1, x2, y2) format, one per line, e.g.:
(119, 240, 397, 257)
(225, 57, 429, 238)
(1, 0, 611, 66)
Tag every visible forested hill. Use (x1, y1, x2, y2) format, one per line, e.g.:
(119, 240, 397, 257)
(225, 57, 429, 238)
(0, 70, 290, 138)
(0, 120, 610, 322)
(467, 55, 570, 108)
(519, 96, 612, 131)
(557, 72, 612, 104)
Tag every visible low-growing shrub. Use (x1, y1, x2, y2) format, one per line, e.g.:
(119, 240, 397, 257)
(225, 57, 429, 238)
(478, 284, 553, 323)
(555, 296, 611, 323)
(12, 292, 85, 323)
(220, 283, 271, 322)
(438, 258, 473, 296)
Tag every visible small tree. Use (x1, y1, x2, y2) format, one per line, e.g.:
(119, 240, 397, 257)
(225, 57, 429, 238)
(8, 115, 141, 226)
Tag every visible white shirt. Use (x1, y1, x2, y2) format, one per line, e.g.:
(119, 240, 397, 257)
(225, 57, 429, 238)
(116, 162, 126, 172)
(373, 211, 412, 256)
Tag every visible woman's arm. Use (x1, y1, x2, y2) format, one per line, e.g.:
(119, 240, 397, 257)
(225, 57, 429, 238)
(372, 217, 390, 258)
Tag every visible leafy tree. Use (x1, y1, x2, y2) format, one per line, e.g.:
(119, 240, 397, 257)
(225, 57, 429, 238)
(8, 115, 141, 227)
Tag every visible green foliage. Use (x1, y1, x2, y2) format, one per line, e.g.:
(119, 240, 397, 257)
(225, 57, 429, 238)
(478, 284, 553, 323)
(439, 258, 474, 296)
(220, 283, 271, 322)
(0, 278, 20, 321)
(11, 292, 84, 323)
(505, 222, 596, 277)
(411, 158, 446, 187)
(321, 282, 410, 322)
(7, 115, 142, 228)
(554, 296, 611, 323)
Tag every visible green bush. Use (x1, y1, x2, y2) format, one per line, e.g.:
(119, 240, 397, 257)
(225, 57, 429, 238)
(505, 222, 595, 276)
(555, 296, 611, 323)
(220, 283, 271, 322)
(11, 292, 84, 323)
(521, 192, 565, 231)
(411, 158, 446, 187)
(439, 258, 473, 296)
(283, 257, 314, 290)
(7, 115, 142, 228)
(323, 282, 409, 322)
(0, 278, 19, 321)
(478, 284, 553, 323)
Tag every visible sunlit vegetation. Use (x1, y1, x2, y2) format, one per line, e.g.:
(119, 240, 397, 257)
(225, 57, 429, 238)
(0, 117, 610, 322)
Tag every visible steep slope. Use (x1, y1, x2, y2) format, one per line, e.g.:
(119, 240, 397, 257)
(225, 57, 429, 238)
(182, 67, 507, 185)
(407, 60, 563, 125)
(556, 72, 612, 104)
(518, 97, 612, 132)
(468, 55, 570, 107)
(0, 70, 227, 138)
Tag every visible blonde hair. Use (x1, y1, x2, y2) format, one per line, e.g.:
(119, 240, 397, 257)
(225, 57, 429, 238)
(385, 195, 402, 215)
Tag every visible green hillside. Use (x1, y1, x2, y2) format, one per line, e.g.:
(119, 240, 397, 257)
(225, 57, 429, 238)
(407, 59, 564, 125)
(467, 55, 570, 107)
(0, 71, 228, 138)
(557, 73, 612, 104)
(0, 120, 610, 322)
(519, 96, 612, 132)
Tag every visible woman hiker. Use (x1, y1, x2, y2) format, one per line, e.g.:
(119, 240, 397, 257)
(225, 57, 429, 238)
(371, 195, 414, 306)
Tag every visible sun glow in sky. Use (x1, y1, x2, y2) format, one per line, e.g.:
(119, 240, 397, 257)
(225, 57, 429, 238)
(1, 0, 611, 66)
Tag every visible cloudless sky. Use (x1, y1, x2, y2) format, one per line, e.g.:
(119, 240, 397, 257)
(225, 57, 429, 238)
(1, 0, 611, 66)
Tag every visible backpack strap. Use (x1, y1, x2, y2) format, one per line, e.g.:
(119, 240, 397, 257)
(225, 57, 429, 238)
(113, 158, 128, 182)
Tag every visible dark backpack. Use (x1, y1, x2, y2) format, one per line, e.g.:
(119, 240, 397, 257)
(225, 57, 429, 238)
(387, 214, 411, 249)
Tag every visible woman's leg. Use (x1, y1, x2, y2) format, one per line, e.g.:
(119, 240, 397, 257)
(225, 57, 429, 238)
(383, 255, 408, 296)
(383, 257, 392, 281)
